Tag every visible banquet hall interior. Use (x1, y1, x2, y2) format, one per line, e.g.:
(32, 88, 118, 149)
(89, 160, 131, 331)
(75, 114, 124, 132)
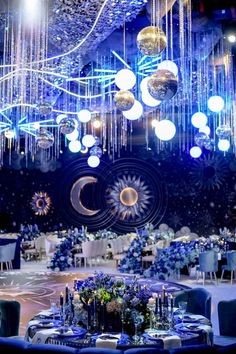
(0, 0, 236, 353)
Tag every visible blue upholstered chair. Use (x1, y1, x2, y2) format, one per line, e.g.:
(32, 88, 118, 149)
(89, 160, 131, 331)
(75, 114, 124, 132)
(174, 287, 211, 320)
(214, 299, 236, 347)
(0, 300, 21, 337)
(220, 251, 236, 284)
(168, 344, 216, 353)
(196, 251, 218, 285)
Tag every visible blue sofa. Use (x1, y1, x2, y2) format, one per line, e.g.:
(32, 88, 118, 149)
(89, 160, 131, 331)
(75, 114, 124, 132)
(0, 338, 236, 354)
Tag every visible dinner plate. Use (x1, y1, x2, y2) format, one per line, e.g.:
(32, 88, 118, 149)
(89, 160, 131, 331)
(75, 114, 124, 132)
(56, 327, 86, 337)
(144, 330, 170, 340)
(175, 323, 202, 332)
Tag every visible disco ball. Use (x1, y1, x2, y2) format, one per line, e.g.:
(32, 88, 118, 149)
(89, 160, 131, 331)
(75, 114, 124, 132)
(216, 125, 231, 139)
(37, 102, 53, 116)
(137, 26, 167, 57)
(60, 117, 76, 135)
(147, 69, 178, 101)
(36, 129, 54, 149)
(203, 138, 214, 150)
(90, 146, 102, 158)
(114, 90, 135, 111)
(194, 132, 209, 147)
(94, 136, 100, 146)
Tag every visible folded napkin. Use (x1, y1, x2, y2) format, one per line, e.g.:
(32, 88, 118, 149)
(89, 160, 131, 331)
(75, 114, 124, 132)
(162, 335, 181, 350)
(196, 324, 213, 345)
(96, 334, 121, 349)
(38, 309, 59, 317)
(32, 328, 58, 344)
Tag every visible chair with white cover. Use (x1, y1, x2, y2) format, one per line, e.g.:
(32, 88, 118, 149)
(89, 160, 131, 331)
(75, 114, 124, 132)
(74, 240, 97, 267)
(142, 245, 157, 268)
(24, 236, 45, 261)
(45, 238, 56, 262)
(113, 238, 126, 267)
(0, 243, 16, 271)
(96, 239, 108, 264)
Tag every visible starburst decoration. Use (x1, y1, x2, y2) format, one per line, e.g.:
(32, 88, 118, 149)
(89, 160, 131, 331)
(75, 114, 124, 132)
(31, 191, 51, 216)
(189, 154, 228, 190)
(106, 175, 151, 221)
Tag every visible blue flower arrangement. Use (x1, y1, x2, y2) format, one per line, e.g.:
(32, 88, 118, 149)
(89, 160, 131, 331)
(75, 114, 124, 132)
(119, 229, 150, 274)
(144, 238, 227, 280)
(20, 224, 40, 241)
(50, 232, 87, 271)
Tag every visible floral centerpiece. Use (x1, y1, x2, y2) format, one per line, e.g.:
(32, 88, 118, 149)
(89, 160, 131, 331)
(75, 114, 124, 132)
(119, 229, 150, 274)
(75, 272, 152, 334)
(20, 224, 41, 241)
(50, 231, 87, 271)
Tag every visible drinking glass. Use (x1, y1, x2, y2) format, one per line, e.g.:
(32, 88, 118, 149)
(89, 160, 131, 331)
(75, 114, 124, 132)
(178, 301, 187, 323)
(50, 299, 58, 321)
(132, 311, 144, 344)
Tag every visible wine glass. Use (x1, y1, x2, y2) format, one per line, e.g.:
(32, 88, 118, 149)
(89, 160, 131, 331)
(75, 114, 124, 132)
(132, 311, 144, 344)
(178, 301, 187, 323)
(50, 299, 58, 321)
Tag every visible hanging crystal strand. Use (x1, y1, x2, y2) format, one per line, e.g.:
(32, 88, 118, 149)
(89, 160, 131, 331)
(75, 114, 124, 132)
(179, 0, 186, 152)
(165, 0, 169, 60)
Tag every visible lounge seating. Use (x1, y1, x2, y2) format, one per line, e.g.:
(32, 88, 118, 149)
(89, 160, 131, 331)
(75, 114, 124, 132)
(220, 251, 236, 284)
(0, 300, 21, 337)
(196, 251, 218, 285)
(1, 338, 236, 354)
(174, 287, 211, 320)
(214, 299, 236, 347)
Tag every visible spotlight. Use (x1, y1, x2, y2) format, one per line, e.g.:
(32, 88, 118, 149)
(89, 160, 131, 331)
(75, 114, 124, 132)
(82, 134, 96, 147)
(218, 139, 230, 152)
(93, 120, 101, 129)
(142, 91, 161, 107)
(227, 34, 236, 43)
(66, 129, 79, 141)
(158, 60, 178, 76)
(151, 119, 159, 128)
(155, 120, 176, 141)
(190, 146, 202, 158)
(123, 100, 143, 120)
(4, 129, 15, 139)
(208, 96, 225, 113)
(191, 112, 208, 129)
(199, 126, 211, 135)
(68, 140, 81, 153)
(56, 114, 67, 124)
(87, 155, 100, 168)
(115, 69, 136, 90)
(80, 146, 88, 154)
(77, 109, 92, 123)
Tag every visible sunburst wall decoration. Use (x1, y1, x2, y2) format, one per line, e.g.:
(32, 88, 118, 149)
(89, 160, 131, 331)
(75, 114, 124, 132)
(31, 191, 52, 216)
(106, 175, 151, 221)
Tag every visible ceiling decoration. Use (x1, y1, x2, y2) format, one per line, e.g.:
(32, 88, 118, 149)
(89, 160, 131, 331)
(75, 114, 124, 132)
(0, 0, 235, 168)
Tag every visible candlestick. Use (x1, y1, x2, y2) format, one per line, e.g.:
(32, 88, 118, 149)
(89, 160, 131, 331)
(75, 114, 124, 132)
(101, 301, 105, 331)
(60, 292, 64, 307)
(87, 300, 91, 331)
(158, 294, 162, 318)
(74, 278, 78, 291)
(65, 284, 69, 304)
(170, 294, 174, 310)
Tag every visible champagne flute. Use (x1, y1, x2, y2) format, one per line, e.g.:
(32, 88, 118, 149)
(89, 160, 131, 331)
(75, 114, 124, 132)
(178, 301, 187, 323)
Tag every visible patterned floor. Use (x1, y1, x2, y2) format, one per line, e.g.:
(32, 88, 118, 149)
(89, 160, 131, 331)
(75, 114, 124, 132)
(0, 269, 186, 335)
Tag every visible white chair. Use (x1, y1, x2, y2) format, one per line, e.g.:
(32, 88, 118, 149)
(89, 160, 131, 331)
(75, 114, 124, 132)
(112, 239, 126, 267)
(74, 240, 98, 267)
(45, 238, 56, 262)
(24, 236, 45, 261)
(142, 245, 157, 267)
(0, 243, 16, 271)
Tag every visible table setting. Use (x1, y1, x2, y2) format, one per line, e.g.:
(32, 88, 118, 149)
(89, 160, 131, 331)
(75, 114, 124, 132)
(25, 273, 213, 350)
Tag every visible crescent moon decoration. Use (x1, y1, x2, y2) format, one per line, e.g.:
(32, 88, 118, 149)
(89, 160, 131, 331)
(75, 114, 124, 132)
(31, 191, 51, 216)
(70, 176, 100, 216)
(106, 175, 152, 220)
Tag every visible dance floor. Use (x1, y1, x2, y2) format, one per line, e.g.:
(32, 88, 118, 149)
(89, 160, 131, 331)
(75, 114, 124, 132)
(0, 265, 187, 335)
(0, 260, 236, 336)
